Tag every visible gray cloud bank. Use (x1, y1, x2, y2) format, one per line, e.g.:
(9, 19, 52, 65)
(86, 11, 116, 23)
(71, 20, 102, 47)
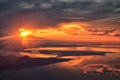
(0, 0, 120, 36)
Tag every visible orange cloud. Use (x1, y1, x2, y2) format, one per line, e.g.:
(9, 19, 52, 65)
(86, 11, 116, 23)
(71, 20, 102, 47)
(28, 23, 120, 45)
(109, 29, 120, 36)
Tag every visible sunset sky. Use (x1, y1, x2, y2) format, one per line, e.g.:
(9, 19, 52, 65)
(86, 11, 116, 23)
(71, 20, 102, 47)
(0, 0, 120, 46)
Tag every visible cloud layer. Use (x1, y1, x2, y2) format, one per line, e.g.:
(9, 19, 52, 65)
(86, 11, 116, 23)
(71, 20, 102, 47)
(0, 0, 120, 38)
(1, 0, 120, 22)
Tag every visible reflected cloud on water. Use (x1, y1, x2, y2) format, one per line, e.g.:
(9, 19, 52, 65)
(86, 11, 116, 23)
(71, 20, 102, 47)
(0, 46, 120, 80)
(21, 46, 120, 58)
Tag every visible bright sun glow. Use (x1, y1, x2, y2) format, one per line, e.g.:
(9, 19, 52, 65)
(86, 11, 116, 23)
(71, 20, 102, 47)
(19, 28, 31, 37)
(21, 31, 30, 37)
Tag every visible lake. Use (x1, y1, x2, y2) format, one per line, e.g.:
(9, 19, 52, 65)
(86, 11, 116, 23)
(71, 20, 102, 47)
(0, 46, 120, 80)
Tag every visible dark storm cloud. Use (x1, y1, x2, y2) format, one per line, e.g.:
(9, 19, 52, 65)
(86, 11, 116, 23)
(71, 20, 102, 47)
(1, 0, 120, 18)
(1, 0, 120, 17)
(0, 0, 120, 32)
(0, 1, 13, 12)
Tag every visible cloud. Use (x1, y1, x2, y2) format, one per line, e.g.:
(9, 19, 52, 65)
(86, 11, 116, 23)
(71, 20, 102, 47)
(40, 3, 53, 9)
(26, 22, 120, 46)
(88, 29, 116, 35)
(0, 0, 120, 36)
(18, 2, 35, 9)
(0, 1, 12, 12)
(109, 29, 120, 36)
(58, 0, 81, 3)
(87, 28, 120, 37)
(83, 64, 120, 75)
(0, 0, 120, 20)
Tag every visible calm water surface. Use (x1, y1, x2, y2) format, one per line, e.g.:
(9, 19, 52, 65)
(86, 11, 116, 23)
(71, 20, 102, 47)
(0, 46, 120, 80)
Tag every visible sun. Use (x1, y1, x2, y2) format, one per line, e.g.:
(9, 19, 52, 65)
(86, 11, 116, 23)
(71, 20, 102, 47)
(61, 24, 86, 35)
(19, 28, 32, 37)
(21, 31, 31, 37)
